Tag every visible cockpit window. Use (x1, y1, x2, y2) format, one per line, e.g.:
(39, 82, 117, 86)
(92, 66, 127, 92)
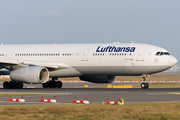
(155, 52, 170, 56)
(160, 52, 164, 55)
(164, 52, 170, 55)
(156, 52, 160, 55)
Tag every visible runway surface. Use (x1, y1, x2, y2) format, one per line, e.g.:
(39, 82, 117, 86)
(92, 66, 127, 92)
(0, 85, 180, 106)
(0, 72, 179, 106)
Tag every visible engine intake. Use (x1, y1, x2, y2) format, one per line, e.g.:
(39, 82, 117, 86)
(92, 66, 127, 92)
(10, 66, 49, 84)
(79, 75, 116, 83)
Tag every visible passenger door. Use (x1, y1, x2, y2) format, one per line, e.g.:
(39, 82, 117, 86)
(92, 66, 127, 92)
(136, 48, 145, 61)
(81, 48, 90, 61)
(5, 51, 10, 59)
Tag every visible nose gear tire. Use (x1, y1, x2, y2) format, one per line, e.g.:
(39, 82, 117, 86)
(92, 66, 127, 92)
(141, 83, 149, 89)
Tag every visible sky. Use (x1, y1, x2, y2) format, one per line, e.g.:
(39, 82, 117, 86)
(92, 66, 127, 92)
(0, 0, 180, 60)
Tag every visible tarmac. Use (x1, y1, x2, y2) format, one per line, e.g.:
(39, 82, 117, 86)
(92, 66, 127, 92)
(0, 82, 179, 106)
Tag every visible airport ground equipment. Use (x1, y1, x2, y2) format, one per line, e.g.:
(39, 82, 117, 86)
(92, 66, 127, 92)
(73, 97, 90, 104)
(9, 96, 25, 102)
(41, 96, 57, 103)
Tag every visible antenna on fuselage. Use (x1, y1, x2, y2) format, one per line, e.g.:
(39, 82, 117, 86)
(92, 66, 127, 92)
(131, 41, 134, 44)
(1, 42, 3, 45)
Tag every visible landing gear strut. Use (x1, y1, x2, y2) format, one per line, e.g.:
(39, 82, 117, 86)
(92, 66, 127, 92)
(141, 74, 150, 89)
(42, 78, 62, 88)
(3, 81, 23, 89)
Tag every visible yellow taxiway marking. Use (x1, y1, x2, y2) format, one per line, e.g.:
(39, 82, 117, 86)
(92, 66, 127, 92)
(147, 92, 180, 95)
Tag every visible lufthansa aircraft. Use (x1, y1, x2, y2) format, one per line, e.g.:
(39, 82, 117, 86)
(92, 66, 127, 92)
(0, 42, 177, 89)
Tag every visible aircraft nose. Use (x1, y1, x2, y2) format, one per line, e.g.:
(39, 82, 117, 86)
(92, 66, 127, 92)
(169, 56, 177, 67)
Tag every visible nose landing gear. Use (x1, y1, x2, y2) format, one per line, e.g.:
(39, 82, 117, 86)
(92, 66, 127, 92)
(141, 74, 150, 89)
(141, 82, 149, 89)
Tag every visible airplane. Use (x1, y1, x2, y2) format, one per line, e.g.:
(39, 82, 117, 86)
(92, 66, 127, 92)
(0, 42, 177, 89)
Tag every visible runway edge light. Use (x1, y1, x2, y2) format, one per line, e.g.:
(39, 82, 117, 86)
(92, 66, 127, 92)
(73, 97, 90, 104)
(41, 96, 57, 103)
(9, 96, 25, 102)
(105, 98, 124, 105)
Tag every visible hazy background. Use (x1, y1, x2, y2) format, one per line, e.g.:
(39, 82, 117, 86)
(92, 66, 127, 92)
(0, 0, 180, 60)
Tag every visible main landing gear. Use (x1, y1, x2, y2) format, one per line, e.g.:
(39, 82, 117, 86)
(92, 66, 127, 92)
(141, 74, 150, 89)
(42, 78, 62, 88)
(3, 81, 23, 89)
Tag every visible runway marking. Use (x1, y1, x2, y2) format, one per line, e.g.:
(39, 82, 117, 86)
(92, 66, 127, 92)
(147, 92, 180, 95)
(167, 92, 180, 95)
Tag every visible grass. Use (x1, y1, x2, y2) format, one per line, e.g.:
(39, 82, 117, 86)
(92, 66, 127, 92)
(0, 78, 11, 82)
(0, 103, 180, 119)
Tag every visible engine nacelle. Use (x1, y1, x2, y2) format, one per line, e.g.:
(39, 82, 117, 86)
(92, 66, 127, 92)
(79, 75, 116, 83)
(10, 66, 49, 84)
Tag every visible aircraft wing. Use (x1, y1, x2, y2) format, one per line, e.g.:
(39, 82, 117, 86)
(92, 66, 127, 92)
(0, 58, 69, 69)
(0, 59, 19, 65)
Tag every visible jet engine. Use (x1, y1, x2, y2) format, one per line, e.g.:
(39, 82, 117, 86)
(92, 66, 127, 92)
(10, 66, 49, 84)
(79, 75, 116, 83)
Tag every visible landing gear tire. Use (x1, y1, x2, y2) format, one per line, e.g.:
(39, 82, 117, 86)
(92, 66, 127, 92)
(42, 81, 63, 88)
(17, 82, 23, 89)
(49, 81, 57, 88)
(3, 81, 23, 89)
(42, 82, 48, 88)
(57, 81, 62, 88)
(3, 81, 9, 89)
(141, 83, 149, 89)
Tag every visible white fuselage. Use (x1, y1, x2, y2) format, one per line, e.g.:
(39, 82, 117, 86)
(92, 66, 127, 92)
(0, 43, 177, 77)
